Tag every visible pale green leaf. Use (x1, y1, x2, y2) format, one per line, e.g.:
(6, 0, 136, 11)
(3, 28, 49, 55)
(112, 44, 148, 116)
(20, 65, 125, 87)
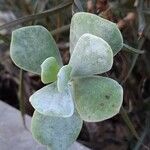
(10, 25, 62, 74)
(69, 76, 123, 122)
(31, 111, 83, 150)
(69, 33, 113, 77)
(70, 12, 123, 55)
(41, 57, 60, 84)
(57, 65, 72, 92)
(29, 82, 74, 117)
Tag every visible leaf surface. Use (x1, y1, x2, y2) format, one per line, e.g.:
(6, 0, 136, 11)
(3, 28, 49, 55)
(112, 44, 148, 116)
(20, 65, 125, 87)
(70, 76, 123, 122)
(31, 111, 83, 150)
(41, 57, 60, 84)
(10, 26, 62, 74)
(69, 33, 113, 77)
(30, 82, 74, 117)
(57, 65, 72, 92)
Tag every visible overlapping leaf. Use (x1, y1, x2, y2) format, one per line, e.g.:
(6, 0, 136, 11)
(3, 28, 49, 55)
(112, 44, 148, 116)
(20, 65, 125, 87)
(70, 12, 123, 55)
(31, 111, 83, 150)
(70, 76, 123, 122)
(30, 82, 74, 117)
(57, 65, 72, 92)
(69, 33, 113, 77)
(10, 26, 62, 74)
(41, 57, 60, 84)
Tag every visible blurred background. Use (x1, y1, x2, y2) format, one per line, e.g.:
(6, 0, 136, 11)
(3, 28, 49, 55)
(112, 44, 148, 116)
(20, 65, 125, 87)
(0, 0, 150, 149)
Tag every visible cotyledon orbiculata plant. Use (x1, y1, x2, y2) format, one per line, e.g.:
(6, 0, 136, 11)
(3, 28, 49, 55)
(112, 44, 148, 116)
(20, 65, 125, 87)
(10, 12, 123, 150)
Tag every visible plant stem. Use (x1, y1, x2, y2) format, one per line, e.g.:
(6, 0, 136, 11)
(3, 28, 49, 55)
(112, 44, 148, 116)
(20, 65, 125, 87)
(0, 1, 73, 31)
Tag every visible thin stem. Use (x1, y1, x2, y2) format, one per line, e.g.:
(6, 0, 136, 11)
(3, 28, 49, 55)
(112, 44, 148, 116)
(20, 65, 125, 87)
(51, 24, 70, 36)
(120, 106, 139, 139)
(0, 1, 73, 31)
(123, 43, 145, 54)
(18, 69, 27, 129)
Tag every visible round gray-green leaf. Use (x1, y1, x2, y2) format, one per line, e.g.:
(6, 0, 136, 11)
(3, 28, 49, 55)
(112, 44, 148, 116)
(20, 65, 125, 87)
(29, 82, 74, 117)
(70, 76, 123, 122)
(69, 33, 113, 77)
(70, 12, 123, 55)
(57, 65, 72, 92)
(41, 57, 60, 84)
(31, 111, 83, 150)
(10, 25, 62, 74)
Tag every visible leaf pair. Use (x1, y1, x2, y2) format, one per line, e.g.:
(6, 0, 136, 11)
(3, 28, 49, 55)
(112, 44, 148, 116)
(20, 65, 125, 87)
(70, 12, 123, 55)
(67, 12, 123, 122)
(10, 25, 80, 150)
(67, 34, 123, 122)
(10, 12, 124, 150)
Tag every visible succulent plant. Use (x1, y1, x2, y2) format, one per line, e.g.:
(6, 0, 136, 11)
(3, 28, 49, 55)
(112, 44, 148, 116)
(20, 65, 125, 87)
(10, 12, 123, 150)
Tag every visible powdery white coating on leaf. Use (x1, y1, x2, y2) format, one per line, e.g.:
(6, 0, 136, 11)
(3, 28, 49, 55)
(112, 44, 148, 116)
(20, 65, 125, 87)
(57, 65, 72, 92)
(41, 57, 60, 84)
(10, 26, 62, 74)
(29, 82, 74, 117)
(70, 12, 123, 55)
(69, 33, 113, 77)
(70, 76, 123, 122)
(31, 111, 83, 150)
